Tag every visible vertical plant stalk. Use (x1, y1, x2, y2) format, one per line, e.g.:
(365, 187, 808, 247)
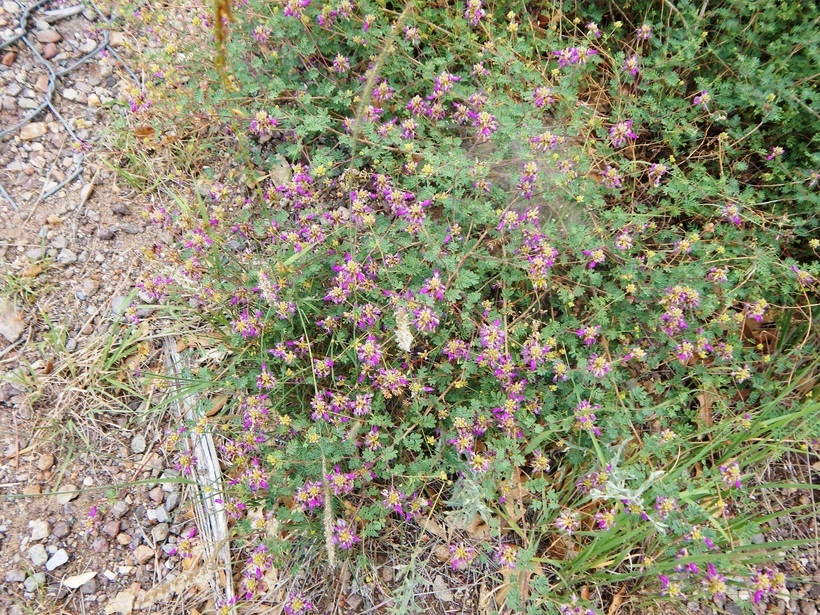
(349, 1, 414, 158)
(213, 0, 234, 76)
(163, 338, 235, 612)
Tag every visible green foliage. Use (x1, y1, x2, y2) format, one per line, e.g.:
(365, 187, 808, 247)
(116, 0, 819, 611)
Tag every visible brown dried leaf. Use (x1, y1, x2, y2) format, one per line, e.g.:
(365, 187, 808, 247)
(418, 517, 448, 540)
(206, 394, 229, 417)
(20, 265, 44, 278)
(608, 586, 625, 615)
(133, 126, 155, 139)
(695, 392, 714, 429)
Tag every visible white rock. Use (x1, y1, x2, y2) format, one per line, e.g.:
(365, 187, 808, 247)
(17, 97, 39, 110)
(103, 570, 118, 581)
(28, 520, 50, 541)
(63, 571, 97, 588)
(55, 483, 79, 504)
(61, 88, 77, 101)
(87, 93, 101, 107)
(105, 589, 136, 615)
(45, 548, 68, 571)
(130, 434, 146, 454)
(0, 299, 25, 342)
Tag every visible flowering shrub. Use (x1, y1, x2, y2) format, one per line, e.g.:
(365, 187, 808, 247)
(115, 0, 819, 611)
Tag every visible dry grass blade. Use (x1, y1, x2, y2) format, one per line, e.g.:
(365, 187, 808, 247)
(162, 337, 235, 612)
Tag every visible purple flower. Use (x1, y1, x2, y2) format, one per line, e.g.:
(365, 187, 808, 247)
(636, 23, 653, 41)
(586, 21, 601, 38)
(721, 203, 742, 225)
(609, 119, 637, 148)
(332, 519, 360, 549)
(442, 338, 470, 362)
(450, 543, 476, 569)
(532, 86, 555, 108)
(583, 247, 606, 269)
(295, 480, 324, 511)
(326, 465, 355, 496)
(766, 146, 785, 160)
(421, 269, 446, 301)
(576, 325, 600, 346)
(575, 400, 602, 434)
(382, 487, 405, 515)
(283, 0, 310, 19)
(744, 299, 768, 322)
(693, 90, 711, 110)
(357, 334, 383, 367)
(792, 265, 816, 287)
(233, 309, 263, 338)
(622, 54, 640, 78)
(464, 0, 485, 26)
(412, 306, 440, 332)
(703, 563, 728, 598)
(283, 592, 313, 615)
(600, 165, 622, 189)
(648, 163, 667, 186)
(587, 353, 611, 378)
(555, 509, 580, 534)
(554, 46, 597, 69)
(719, 460, 742, 489)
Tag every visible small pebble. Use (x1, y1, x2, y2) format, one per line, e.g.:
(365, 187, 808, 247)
(36, 453, 54, 471)
(52, 521, 70, 539)
(45, 548, 69, 571)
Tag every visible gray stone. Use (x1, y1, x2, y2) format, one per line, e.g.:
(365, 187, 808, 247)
(50, 234, 67, 249)
(152, 505, 169, 523)
(52, 520, 70, 538)
(27, 543, 48, 566)
(28, 519, 50, 541)
(80, 577, 98, 594)
(20, 122, 48, 141)
(109, 500, 129, 519)
(45, 548, 68, 571)
(133, 544, 154, 564)
(56, 249, 77, 265)
(96, 226, 117, 240)
(17, 97, 39, 110)
(25, 247, 44, 261)
(6, 82, 22, 97)
(151, 523, 169, 542)
(164, 492, 180, 512)
(61, 88, 77, 101)
(119, 223, 143, 234)
(4, 569, 25, 583)
(23, 573, 45, 592)
(130, 434, 146, 454)
(81, 278, 99, 298)
(92, 536, 108, 553)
